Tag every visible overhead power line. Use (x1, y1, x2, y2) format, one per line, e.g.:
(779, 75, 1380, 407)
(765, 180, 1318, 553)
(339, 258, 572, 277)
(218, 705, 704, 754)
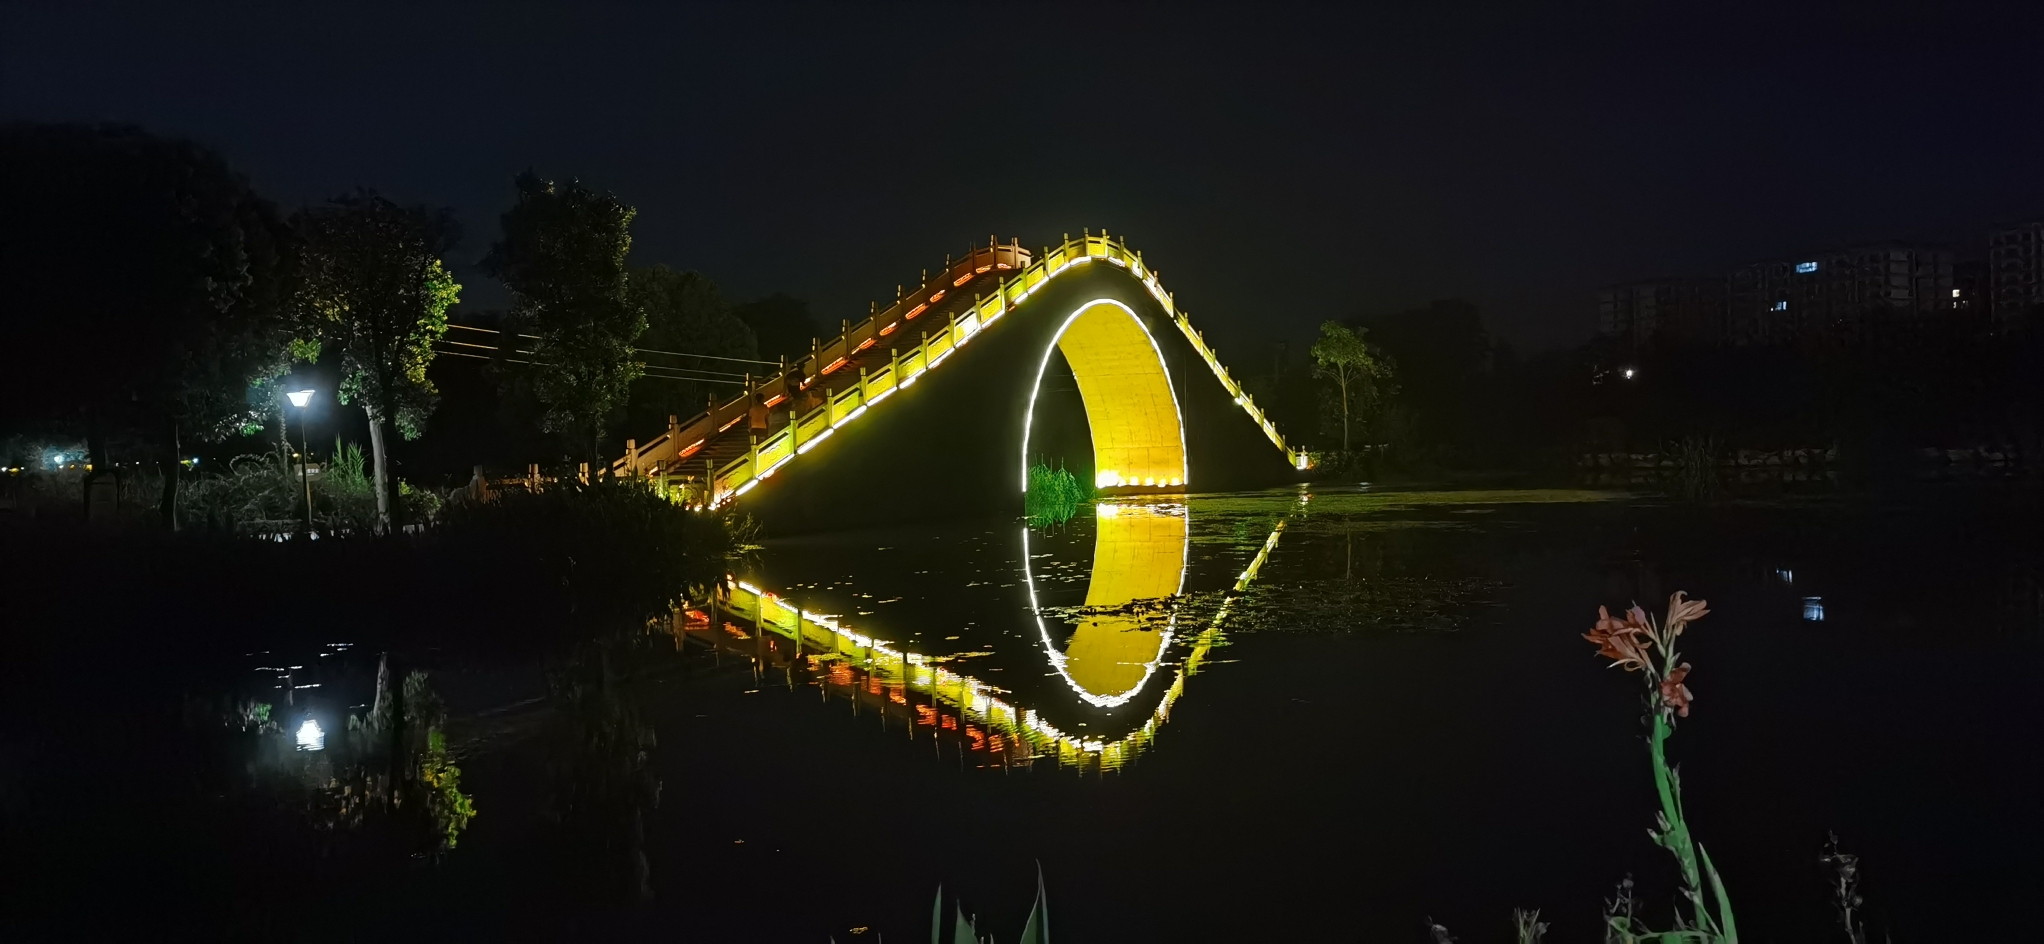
(444, 322, 781, 368)
(431, 346, 748, 385)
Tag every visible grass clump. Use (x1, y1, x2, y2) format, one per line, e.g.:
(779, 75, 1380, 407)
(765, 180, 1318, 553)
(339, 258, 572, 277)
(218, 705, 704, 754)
(1025, 461, 1093, 528)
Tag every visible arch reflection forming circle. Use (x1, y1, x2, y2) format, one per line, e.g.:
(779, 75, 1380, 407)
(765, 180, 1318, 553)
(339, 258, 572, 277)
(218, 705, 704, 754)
(1022, 501, 1190, 708)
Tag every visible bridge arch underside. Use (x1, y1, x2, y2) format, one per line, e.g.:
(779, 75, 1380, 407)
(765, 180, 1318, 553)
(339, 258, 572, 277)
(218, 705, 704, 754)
(1031, 300, 1187, 492)
(742, 263, 1295, 532)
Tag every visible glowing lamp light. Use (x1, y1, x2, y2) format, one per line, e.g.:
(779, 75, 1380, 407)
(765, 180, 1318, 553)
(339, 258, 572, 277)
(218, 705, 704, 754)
(295, 718, 325, 751)
(1295, 452, 1310, 471)
(1095, 470, 1122, 488)
(1622, 368, 1637, 380)
(286, 389, 315, 409)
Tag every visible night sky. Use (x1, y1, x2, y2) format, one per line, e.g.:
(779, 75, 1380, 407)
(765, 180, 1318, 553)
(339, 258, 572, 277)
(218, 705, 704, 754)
(6, 3, 2040, 353)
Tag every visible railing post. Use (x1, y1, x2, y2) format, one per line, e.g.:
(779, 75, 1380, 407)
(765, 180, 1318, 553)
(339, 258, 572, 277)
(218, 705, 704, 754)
(624, 439, 636, 477)
(858, 365, 868, 402)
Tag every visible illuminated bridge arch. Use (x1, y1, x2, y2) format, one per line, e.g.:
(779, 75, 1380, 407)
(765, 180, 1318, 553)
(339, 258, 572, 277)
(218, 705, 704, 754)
(1023, 299, 1187, 492)
(611, 233, 1306, 527)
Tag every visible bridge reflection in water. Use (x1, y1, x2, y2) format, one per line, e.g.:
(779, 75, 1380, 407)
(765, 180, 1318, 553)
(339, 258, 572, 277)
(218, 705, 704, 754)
(679, 502, 1287, 771)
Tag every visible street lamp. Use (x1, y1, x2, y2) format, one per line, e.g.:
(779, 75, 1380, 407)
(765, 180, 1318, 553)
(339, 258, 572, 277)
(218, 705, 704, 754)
(287, 389, 315, 535)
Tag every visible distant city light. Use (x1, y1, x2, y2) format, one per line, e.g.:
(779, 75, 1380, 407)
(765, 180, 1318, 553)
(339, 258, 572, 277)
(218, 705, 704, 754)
(1622, 367, 1637, 380)
(1952, 289, 1962, 297)
(286, 388, 315, 409)
(1795, 261, 1819, 273)
(1774, 567, 1794, 585)
(295, 718, 325, 751)
(1772, 301, 1789, 311)
(1802, 596, 1825, 621)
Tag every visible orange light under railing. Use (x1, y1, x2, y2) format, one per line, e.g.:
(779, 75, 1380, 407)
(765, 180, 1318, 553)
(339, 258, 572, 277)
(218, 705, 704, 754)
(929, 290, 945, 303)
(820, 356, 848, 375)
(678, 438, 706, 458)
(952, 273, 972, 287)
(856, 338, 876, 352)
(762, 394, 786, 408)
(905, 303, 926, 319)
(880, 322, 897, 336)
(717, 416, 744, 432)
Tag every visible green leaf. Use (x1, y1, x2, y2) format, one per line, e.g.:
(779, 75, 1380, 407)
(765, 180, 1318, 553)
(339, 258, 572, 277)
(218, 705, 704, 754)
(1018, 864, 1050, 944)
(1700, 843, 1738, 944)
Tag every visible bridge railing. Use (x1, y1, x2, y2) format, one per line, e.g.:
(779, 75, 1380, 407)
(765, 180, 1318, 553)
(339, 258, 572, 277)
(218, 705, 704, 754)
(615, 233, 1309, 506)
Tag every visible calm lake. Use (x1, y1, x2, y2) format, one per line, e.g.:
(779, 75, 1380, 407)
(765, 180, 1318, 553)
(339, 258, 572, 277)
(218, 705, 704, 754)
(14, 484, 2041, 941)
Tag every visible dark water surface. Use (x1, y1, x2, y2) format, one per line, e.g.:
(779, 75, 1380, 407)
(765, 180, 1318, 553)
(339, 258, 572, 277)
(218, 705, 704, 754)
(13, 485, 2042, 941)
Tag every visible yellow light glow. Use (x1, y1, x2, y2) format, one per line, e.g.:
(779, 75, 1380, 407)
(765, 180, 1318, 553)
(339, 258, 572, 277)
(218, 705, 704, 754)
(1024, 299, 1187, 492)
(1053, 502, 1188, 705)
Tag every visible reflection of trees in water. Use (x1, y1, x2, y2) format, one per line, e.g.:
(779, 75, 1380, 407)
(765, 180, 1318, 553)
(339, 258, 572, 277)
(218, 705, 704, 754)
(545, 640, 662, 902)
(189, 655, 475, 864)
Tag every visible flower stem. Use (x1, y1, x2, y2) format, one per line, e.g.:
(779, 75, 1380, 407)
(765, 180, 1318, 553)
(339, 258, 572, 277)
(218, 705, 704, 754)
(1650, 710, 1731, 940)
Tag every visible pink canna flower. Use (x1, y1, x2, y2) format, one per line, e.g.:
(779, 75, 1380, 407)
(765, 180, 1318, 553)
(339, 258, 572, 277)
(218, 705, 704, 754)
(1587, 605, 1654, 671)
(1660, 663, 1695, 717)
(1665, 592, 1709, 636)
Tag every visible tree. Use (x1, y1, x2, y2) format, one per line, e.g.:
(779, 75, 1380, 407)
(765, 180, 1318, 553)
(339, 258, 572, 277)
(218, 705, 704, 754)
(625, 266, 757, 431)
(0, 122, 296, 526)
(1310, 320, 1390, 453)
(293, 191, 461, 532)
(1353, 299, 1491, 456)
(733, 293, 822, 364)
(481, 172, 644, 461)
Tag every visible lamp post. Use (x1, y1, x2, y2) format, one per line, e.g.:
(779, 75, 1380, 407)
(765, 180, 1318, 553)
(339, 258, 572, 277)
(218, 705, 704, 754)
(287, 389, 315, 535)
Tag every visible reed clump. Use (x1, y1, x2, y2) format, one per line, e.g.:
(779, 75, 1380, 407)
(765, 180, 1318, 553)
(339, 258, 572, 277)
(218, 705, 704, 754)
(1024, 461, 1092, 528)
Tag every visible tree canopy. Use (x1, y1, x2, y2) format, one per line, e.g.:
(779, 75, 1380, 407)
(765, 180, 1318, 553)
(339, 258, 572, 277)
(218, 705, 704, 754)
(1310, 320, 1391, 452)
(626, 265, 758, 430)
(733, 293, 823, 364)
(0, 122, 296, 460)
(481, 172, 644, 458)
(292, 190, 462, 528)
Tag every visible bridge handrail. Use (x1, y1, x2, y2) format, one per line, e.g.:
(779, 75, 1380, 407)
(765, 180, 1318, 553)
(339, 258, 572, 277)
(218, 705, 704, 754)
(614, 233, 1306, 505)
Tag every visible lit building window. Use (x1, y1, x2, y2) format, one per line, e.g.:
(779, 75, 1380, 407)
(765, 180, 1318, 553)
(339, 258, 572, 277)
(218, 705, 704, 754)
(1772, 300, 1788, 311)
(1795, 262, 1819, 274)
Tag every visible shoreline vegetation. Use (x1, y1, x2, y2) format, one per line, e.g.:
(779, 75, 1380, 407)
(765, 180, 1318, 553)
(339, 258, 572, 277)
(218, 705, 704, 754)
(3, 477, 739, 915)
(1024, 461, 1093, 528)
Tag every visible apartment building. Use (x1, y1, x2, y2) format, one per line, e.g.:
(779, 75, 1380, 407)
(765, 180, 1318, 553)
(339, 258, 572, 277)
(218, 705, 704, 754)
(1989, 221, 2044, 323)
(1598, 277, 1727, 350)
(1604, 243, 1956, 348)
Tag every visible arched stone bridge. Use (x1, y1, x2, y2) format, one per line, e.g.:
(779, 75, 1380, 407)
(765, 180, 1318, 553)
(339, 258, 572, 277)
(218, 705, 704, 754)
(612, 233, 1308, 527)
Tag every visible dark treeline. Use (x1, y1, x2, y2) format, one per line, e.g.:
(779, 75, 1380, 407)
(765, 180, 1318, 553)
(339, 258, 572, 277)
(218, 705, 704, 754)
(0, 122, 825, 528)
(1247, 297, 2044, 484)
